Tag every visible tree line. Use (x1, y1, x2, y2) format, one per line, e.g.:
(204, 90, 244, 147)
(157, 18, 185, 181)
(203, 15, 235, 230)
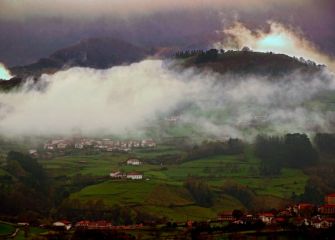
(255, 133, 318, 176)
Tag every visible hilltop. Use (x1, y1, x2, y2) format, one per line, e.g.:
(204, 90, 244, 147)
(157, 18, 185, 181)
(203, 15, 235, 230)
(175, 49, 324, 77)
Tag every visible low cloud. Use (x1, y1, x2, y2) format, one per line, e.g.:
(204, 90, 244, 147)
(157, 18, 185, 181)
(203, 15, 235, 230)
(0, 59, 334, 140)
(214, 21, 335, 70)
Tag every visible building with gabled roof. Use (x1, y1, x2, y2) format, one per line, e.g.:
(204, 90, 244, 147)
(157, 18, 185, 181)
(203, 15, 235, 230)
(126, 172, 143, 180)
(126, 159, 142, 165)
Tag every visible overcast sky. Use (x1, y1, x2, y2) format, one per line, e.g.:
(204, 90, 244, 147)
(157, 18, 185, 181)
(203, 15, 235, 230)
(0, 0, 334, 66)
(0, 0, 311, 20)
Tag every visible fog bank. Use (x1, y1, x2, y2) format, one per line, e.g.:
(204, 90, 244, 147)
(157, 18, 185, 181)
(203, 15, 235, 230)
(0, 59, 334, 139)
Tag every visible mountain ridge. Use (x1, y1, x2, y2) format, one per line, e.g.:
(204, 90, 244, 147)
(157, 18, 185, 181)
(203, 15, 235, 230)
(10, 37, 150, 79)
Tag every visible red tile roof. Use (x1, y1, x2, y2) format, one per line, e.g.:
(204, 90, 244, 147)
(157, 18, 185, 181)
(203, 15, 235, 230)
(59, 220, 71, 225)
(298, 203, 314, 208)
(321, 204, 335, 208)
(259, 213, 274, 217)
(275, 217, 286, 222)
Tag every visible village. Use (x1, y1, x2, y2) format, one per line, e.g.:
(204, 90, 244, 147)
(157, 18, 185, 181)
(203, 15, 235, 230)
(27, 138, 157, 157)
(7, 192, 335, 239)
(217, 192, 335, 229)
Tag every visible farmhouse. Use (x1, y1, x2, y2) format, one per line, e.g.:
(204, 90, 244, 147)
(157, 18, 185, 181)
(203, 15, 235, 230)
(29, 149, 38, 158)
(17, 222, 29, 227)
(126, 172, 143, 180)
(218, 211, 234, 221)
(75, 220, 90, 229)
(44, 144, 54, 150)
(259, 212, 274, 225)
(319, 205, 335, 215)
(110, 171, 125, 179)
(29, 149, 37, 155)
(52, 220, 72, 230)
(126, 159, 142, 165)
(318, 193, 335, 215)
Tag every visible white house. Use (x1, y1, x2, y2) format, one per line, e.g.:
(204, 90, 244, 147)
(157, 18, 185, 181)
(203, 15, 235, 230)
(75, 143, 84, 149)
(110, 171, 125, 179)
(127, 172, 143, 180)
(28, 149, 38, 157)
(53, 220, 72, 230)
(57, 142, 68, 149)
(17, 222, 29, 227)
(44, 144, 54, 150)
(141, 139, 156, 148)
(127, 159, 142, 165)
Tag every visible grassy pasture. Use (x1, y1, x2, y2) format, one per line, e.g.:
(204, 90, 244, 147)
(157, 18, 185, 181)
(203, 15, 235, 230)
(38, 144, 180, 177)
(0, 221, 15, 235)
(38, 144, 309, 221)
(71, 181, 245, 221)
(71, 180, 158, 205)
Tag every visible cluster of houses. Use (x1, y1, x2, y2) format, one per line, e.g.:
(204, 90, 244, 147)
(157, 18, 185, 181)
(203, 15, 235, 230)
(110, 159, 144, 180)
(218, 193, 335, 229)
(20, 192, 335, 237)
(75, 221, 143, 230)
(41, 138, 156, 153)
(52, 220, 143, 231)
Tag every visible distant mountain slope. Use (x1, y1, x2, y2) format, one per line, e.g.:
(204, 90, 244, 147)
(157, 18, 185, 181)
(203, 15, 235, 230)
(177, 49, 324, 77)
(50, 38, 148, 68)
(10, 38, 149, 78)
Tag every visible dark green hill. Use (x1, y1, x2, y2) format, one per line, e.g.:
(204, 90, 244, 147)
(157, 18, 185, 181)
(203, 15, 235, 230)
(177, 49, 324, 77)
(2, 48, 325, 91)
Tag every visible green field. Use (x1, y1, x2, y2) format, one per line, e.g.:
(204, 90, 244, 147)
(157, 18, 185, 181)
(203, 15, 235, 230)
(13, 226, 47, 240)
(0, 221, 44, 240)
(63, 146, 308, 221)
(39, 153, 129, 176)
(0, 221, 15, 235)
(71, 180, 244, 221)
(38, 145, 181, 177)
